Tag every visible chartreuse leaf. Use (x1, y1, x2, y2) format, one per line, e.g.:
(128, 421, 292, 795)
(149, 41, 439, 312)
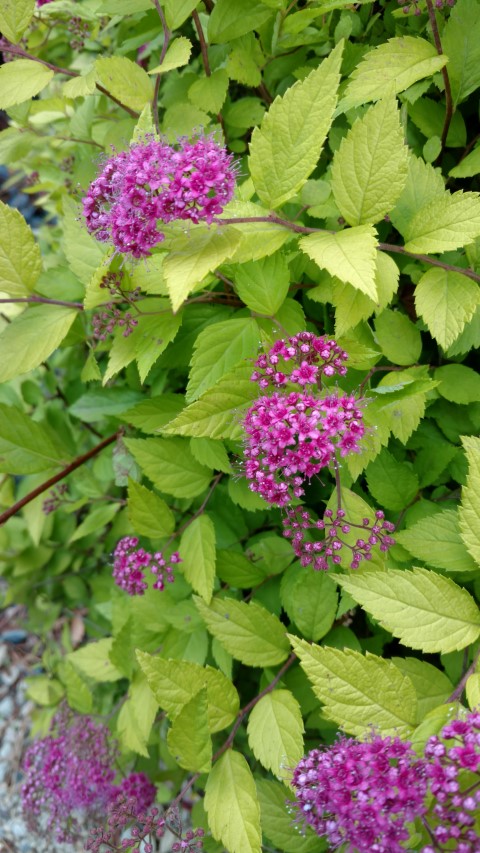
(366, 448, 418, 511)
(234, 254, 290, 315)
(256, 780, 320, 853)
(195, 596, 290, 666)
(187, 318, 259, 402)
(450, 145, 480, 179)
(179, 515, 216, 604)
(466, 674, 480, 711)
(396, 508, 477, 573)
(167, 688, 212, 772)
(331, 251, 399, 337)
(124, 437, 212, 499)
(334, 568, 480, 654)
(68, 639, 124, 682)
(161, 0, 200, 28)
(121, 394, 185, 434)
(189, 69, 229, 114)
(390, 154, 445, 237)
(221, 201, 291, 263)
(247, 690, 304, 778)
(70, 504, 119, 543)
(435, 365, 480, 404)
(403, 191, 480, 254)
(208, 0, 272, 43)
(0, 0, 34, 43)
(95, 57, 153, 112)
(0, 305, 77, 383)
(0, 201, 41, 296)
(63, 69, 98, 99)
(248, 42, 343, 209)
(149, 37, 192, 74)
(163, 227, 242, 312)
(289, 635, 417, 737)
(331, 99, 408, 226)
(0, 60, 54, 110)
(103, 302, 182, 383)
(459, 436, 480, 566)
(280, 565, 338, 642)
(226, 33, 263, 87)
(57, 662, 92, 715)
(136, 651, 239, 732)
(374, 308, 422, 365)
(340, 37, 448, 110)
(127, 479, 175, 538)
(204, 750, 262, 853)
(0, 405, 69, 474)
(392, 658, 453, 722)
(116, 671, 159, 757)
(63, 196, 107, 291)
(190, 438, 232, 473)
(300, 226, 377, 299)
(415, 269, 480, 349)
(366, 370, 436, 444)
(442, 0, 480, 105)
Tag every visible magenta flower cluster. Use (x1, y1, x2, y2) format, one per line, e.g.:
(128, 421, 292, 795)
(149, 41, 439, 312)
(251, 332, 348, 390)
(291, 712, 480, 853)
(82, 135, 236, 258)
(112, 536, 181, 595)
(116, 772, 157, 816)
(283, 506, 395, 570)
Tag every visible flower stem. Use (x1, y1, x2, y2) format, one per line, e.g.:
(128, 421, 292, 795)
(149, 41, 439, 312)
(425, 0, 453, 160)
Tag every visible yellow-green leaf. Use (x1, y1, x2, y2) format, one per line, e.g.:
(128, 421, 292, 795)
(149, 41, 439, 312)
(0, 305, 77, 383)
(179, 514, 216, 604)
(205, 750, 262, 853)
(403, 191, 480, 254)
(0, 60, 53, 110)
(149, 37, 192, 74)
(459, 436, 480, 566)
(415, 268, 480, 350)
(0, 0, 35, 43)
(95, 56, 153, 112)
(247, 690, 304, 778)
(300, 226, 378, 299)
(0, 200, 41, 297)
(167, 688, 212, 771)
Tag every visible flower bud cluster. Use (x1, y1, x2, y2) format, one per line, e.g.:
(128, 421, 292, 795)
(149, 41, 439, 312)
(86, 795, 166, 853)
(112, 536, 181, 595)
(283, 506, 395, 570)
(82, 135, 237, 258)
(92, 303, 139, 341)
(42, 483, 68, 515)
(251, 332, 348, 390)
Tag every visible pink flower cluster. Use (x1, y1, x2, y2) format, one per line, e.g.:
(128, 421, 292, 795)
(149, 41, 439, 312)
(243, 390, 365, 506)
(283, 506, 395, 570)
(116, 772, 157, 816)
(112, 536, 181, 595)
(82, 135, 236, 258)
(251, 332, 348, 390)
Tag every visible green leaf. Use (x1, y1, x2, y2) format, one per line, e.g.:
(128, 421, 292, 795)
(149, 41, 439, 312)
(189, 69, 229, 114)
(68, 638, 124, 682)
(95, 57, 153, 112)
(392, 658, 453, 721)
(0, 405, 69, 474)
(63, 69, 98, 99)
(121, 394, 185, 434)
(125, 437, 212, 499)
(396, 508, 478, 573)
(226, 34, 263, 87)
(190, 438, 232, 474)
(300, 226, 377, 298)
(136, 651, 239, 733)
(116, 672, 159, 757)
(179, 514, 216, 604)
(331, 251, 399, 337)
(204, 750, 262, 853)
(127, 479, 175, 538)
(280, 566, 338, 642)
(435, 365, 480, 404)
(167, 688, 212, 771)
(366, 448, 418, 511)
(195, 596, 290, 666)
(408, 97, 466, 148)
(466, 673, 480, 711)
(0, 0, 34, 43)
(289, 635, 417, 737)
(0, 60, 53, 110)
(215, 550, 266, 588)
(0, 305, 77, 383)
(366, 371, 435, 444)
(63, 196, 107, 288)
(103, 302, 182, 383)
(247, 690, 304, 778)
(334, 567, 480, 653)
(149, 37, 192, 73)
(220, 201, 291, 263)
(403, 191, 480, 254)
(58, 662, 92, 714)
(24, 676, 64, 707)
(161, 0, 200, 28)
(450, 145, 480, 179)
(374, 308, 422, 365)
(256, 780, 320, 853)
(70, 504, 119, 542)
(163, 227, 242, 313)
(208, 0, 273, 43)
(340, 37, 448, 110)
(442, 0, 480, 104)
(459, 436, 480, 566)
(187, 318, 259, 402)
(390, 154, 445, 237)
(234, 254, 290, 315)
(415, 269, 480, 350)
(248, 42, 343, 208)
(69, 388, 142, 422)
(331, 98, 408, 226)
(0, 200, 41, 297)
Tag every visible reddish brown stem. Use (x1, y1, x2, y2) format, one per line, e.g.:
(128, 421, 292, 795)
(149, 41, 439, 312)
(425, 0, 453, 159)
(448, 646, 480, 703)
(0, 296, 83, 309)
(151, 0, 172, 135)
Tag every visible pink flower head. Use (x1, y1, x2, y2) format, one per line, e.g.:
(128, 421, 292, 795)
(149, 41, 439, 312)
(251, 333, 348, 390)
(112, 537, 181, 595)
(115, 772, 156, 814)
(291, 735, 427, 852)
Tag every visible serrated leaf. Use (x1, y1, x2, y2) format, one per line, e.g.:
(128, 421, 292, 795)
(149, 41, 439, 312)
(58, 662, 92, 715)
(70, 504, 119, 542)
(0, 60, 53, 110)
(374, 308, 422, 365)
(442, 0, 480, 104)
(415, 268, 480, 349)
(204, 750, 262, 853)
(167, 688, 212, 771)
(0, 0, 34, 43)
(366, 448, 418, 511)
(63, 69, 98, 99)
(256, 780, 320, 853)
(403, 191, 480, 254)
(117, 672, 159, 757)
(149, 37, 192, 74)
(195, 596, 290, 666)
(121, 394, 185, 434)
(103, 302, 182, 383)
(450, 145, 480, 179)
(300, 226, 377, 298)
(226, 34, 263, 87)
(248, 42, 343, 208)
(280, 566, 338, 642)
(63, 196, 107, 288)
(179, 514, 216, 604)
(234, 254, 290, 315)
(459, 436, 480, 566)
(208, 0, 272, 43)
(136, 651, 239, 733)
(247, 690, 304, 778)
(331, 99, 408, 226)
(340, 37, 448, 110)
(220, 201, 291, 263)
(396, 508, 477, 573)
(187, 318, 259, 402)
(0, 305, 77, 383)
(466, 673, 480, 711)
(392, 658, 453, 721)
(332, 251, 399, 337)
(215, 550, 266, 588)
(334, 567, 480, 653)
(124, 437, 212, 499)
(0, 405, 69, 474)
(189, 69, 229, 114)
(190, 438, 231, 474)
(127, 479, 175, 538)
(289, 635, 417, 736)
(95, 57, 153, 112)
(0, 200, 41, 296)
(390, 154, 445, 237)
(161, 0, 200, 28)
(68, 639, 124, 682)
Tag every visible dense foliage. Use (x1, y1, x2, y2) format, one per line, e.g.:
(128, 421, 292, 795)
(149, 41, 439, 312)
(0, 0, 480, 849)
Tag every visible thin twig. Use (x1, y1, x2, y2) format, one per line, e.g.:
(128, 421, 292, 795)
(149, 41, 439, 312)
(425, 0, 453, 160)
(151, 0, 172, 135)
(0, 296, 84, 309)
(448, 646, 480, 703)
(192, 10, 211, 76)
